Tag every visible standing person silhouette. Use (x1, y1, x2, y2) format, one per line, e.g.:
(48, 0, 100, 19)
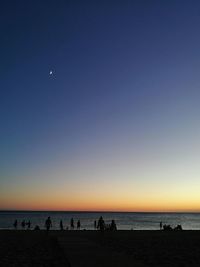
(110, 220, 117, 231)
(13, 219, 18, 229)
(60, 220, 64, 230)
(94, 220, 97, 229)
(160, 221, 163, 230)
(21, 220, 25, 229)
(97, 216, 105, 231)
(70, 218, 74, 230)
(77, 220, 81, 230)
(45, 216, 52, 231)
(26, 220, 31, 229)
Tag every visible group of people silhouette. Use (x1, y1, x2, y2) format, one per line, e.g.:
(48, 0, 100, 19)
(13, 218, 183, 231)
(159, 221, 183, 231)
(96, 216, 117, 231)
(59, 218, 81, 230)
(13, 219, 31, 229)
(13, 216, 117, 231)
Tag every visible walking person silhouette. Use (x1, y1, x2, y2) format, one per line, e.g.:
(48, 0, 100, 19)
(60, 220, 64, 230)
(77, 220, 81, 230)
(45, 216, 52, 231)
(70, 218, 74, 230)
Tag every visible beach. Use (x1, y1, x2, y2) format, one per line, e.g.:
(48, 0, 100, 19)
(1, 230, 200, 267)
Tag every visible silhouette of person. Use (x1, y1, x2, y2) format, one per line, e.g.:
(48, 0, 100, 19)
(110, 220, 117, 231)
(21, 220, 25, 229)
(13, 219, 18, 229)
(45, 216, 52, 231)
(160, 221, 163, 230)
(77, 220, 81, 230)
(60, 220, 64, 230)
(26, 220, 31, 229)
(97, 216, 105, 231)
(174, 224, 183, 230)
(94, 220, 97, 229)
(70, 218, 74, 230)
(34, 225, 40, 230)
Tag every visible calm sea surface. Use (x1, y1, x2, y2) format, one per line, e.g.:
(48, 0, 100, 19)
(0, 211, 200, 230)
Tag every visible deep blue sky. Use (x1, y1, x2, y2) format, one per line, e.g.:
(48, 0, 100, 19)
(1, 1, 200, 210)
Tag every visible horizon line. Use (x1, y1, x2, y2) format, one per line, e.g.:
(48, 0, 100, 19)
(1, 209, 200, 213)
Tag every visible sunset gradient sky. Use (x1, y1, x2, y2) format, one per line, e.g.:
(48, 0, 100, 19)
(1, 0, 200, 211)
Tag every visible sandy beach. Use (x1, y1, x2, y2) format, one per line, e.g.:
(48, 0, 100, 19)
(1, 230, 200, 267)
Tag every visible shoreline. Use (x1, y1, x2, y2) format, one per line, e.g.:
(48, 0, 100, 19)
(1, 228, 200, 231)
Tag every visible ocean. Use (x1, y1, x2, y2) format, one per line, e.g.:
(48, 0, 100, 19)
(0, 211, 200, 230)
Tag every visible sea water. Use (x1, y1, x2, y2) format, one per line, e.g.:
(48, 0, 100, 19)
(0, 211, 200, 230)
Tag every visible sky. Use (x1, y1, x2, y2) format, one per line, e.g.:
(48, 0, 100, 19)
(1, 0, 200, 211)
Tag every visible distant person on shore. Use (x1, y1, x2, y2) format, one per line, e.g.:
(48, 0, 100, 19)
(174, 224, 183, 230)
(45, 216, 52, 231)
(94, 220, 97, 229)
(60, 220, 64, 230)
(110, 220, 117, 231)
(163, 224, 172, 231)
(97, 216, 105, 231)
(26, 220, 31, 229)
(70, 218, 74, 230)
(77, 220, 81, 230)
(21, 220, 26, 229)
(13, 219, 18, 229)
(160, 221, 163, 230)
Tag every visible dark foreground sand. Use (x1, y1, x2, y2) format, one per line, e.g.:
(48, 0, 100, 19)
(1, 230, 200, 267)
(0, 230, 69, 267)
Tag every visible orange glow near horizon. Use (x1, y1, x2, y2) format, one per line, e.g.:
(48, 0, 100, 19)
(2, 160, 200, 213)
(1, 186, 200, 212)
